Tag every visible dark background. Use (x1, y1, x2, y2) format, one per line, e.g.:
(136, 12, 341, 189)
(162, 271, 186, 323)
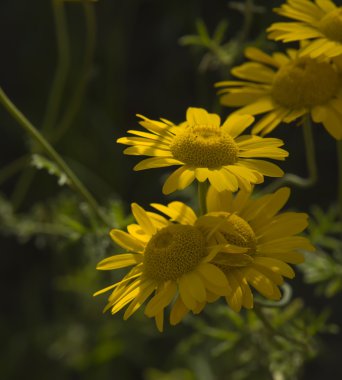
(1, 1, 341, 379)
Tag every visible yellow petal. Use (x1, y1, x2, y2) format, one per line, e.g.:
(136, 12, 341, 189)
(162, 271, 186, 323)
(179, 279, 197, 310)
(123, 145, 171, 157)
(123, 281, 156, 320)
(208, 169, 239, 192)
(151, 201, 196, 225)
(197, 263, 229, 289)
(235, 96, 276, 116)
(225, 272, 243, 312)
(244, 47, 279, 67)
(258, 236, 315, 253)
(127, 224, 150, 243)
(320, 104, 342, 140)
(144, 281, 177, 317)
(186, 107, 220, 127)
(254, 257, 295, 279)
(234, 270, 253, 309)
(244, 268, 276, 298)
(231, 62, 275, 84)
(131, 203, 157, 236)
(206, 186, 232, 213)
(96, 253, 143, 270)
(179, 272, 207, 303)
(238, 159, 284, 177)
(110, 229, 145, 251)
(316, 0, 337, 12)
(154, 310, 164, 332)
(162, 166, 195, 194)
(170, 297, 189, 325)
(222, 114, 255, 137)
(259, 251, 305, 264)
(134, 157, 182, 171)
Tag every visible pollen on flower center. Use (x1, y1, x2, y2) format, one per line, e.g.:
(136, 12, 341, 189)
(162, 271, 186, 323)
(318, 8, 342, 42)
(217, 212, 256, 251)
(143, 224, 206, 281)
(271, 58, 339, 108)
(170, 124, 239, 168)
(209, 212, 257, 270)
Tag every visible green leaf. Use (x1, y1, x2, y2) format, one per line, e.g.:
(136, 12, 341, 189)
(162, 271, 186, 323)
(178, 35, 205, 47)
(213, 20, 228, 44)
(195, 19, 210, 44)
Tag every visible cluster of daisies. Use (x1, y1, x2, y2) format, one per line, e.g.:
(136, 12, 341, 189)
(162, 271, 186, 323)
(93, 0, 342, 331)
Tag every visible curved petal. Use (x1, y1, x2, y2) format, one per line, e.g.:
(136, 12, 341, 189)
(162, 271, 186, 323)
(186, 107, 221, 127)
(222, 114, 255, 137)
(131, 203, 157, 236)
(163, 166, 196, 194)
(151, 201, 197, 225)
(144, 281, 177, 317)
(170, 297, 189, 325)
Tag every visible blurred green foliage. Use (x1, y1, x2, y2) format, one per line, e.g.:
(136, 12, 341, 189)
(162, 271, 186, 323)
(1, 1, 342, 380)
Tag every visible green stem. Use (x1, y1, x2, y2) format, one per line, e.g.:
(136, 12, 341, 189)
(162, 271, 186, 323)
(254, 304, 310, 352)
(41, 0, 70, 134)
(0, 87, 109, 226)
(52, 1, 96, 142)
(338, 139, 342, 221)
(198, 181, 209, 215)
(238, 0, 254, 44)
(261, 115, 317, 193)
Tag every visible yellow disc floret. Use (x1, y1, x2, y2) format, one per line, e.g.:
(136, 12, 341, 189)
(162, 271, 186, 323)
(207, 212, 257, 269)
(271, 58, 339, 109)
(210, 212, 256, 251)
(170, 124, 239, 168)
(318, 8, 342, 43)
(143, 224, 206, 281)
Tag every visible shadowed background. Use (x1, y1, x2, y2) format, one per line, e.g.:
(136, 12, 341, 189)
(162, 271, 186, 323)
(1, 1, 341, 379)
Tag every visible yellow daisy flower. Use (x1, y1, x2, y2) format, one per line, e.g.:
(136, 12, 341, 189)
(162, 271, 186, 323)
(94, 201, 244, 331)
(216, 47, 342, 139)
(199, 186, 315, 312)
(117, 107, 288, 194)
(268, 0, 342, 58)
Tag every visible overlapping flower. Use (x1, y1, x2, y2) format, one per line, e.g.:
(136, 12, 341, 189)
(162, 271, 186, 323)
(268, 0, 342, 58)
(216, 47, 342, 139)
(203, 186, 314, 312)
(95, 188, 313, 330)
(95, 201, 245, 331)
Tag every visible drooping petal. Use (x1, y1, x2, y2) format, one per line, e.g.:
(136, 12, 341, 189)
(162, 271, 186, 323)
(144, 281, 177, 317)
(170, 297, 189, 326)
(162, 166, 196, 194)
(222, 114, 255, 137)
(123, 281, 156, 320)
(186, 107, 221, 127)
(131, 203, 157, 236)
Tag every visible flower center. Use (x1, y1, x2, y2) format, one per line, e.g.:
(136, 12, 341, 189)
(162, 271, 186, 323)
(318, 8, 342, 42)
(170, 124, 239, 168)
(271, 58, 339, 108)
(143, 224, 206, 281)
(207, 212, 257, 270)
